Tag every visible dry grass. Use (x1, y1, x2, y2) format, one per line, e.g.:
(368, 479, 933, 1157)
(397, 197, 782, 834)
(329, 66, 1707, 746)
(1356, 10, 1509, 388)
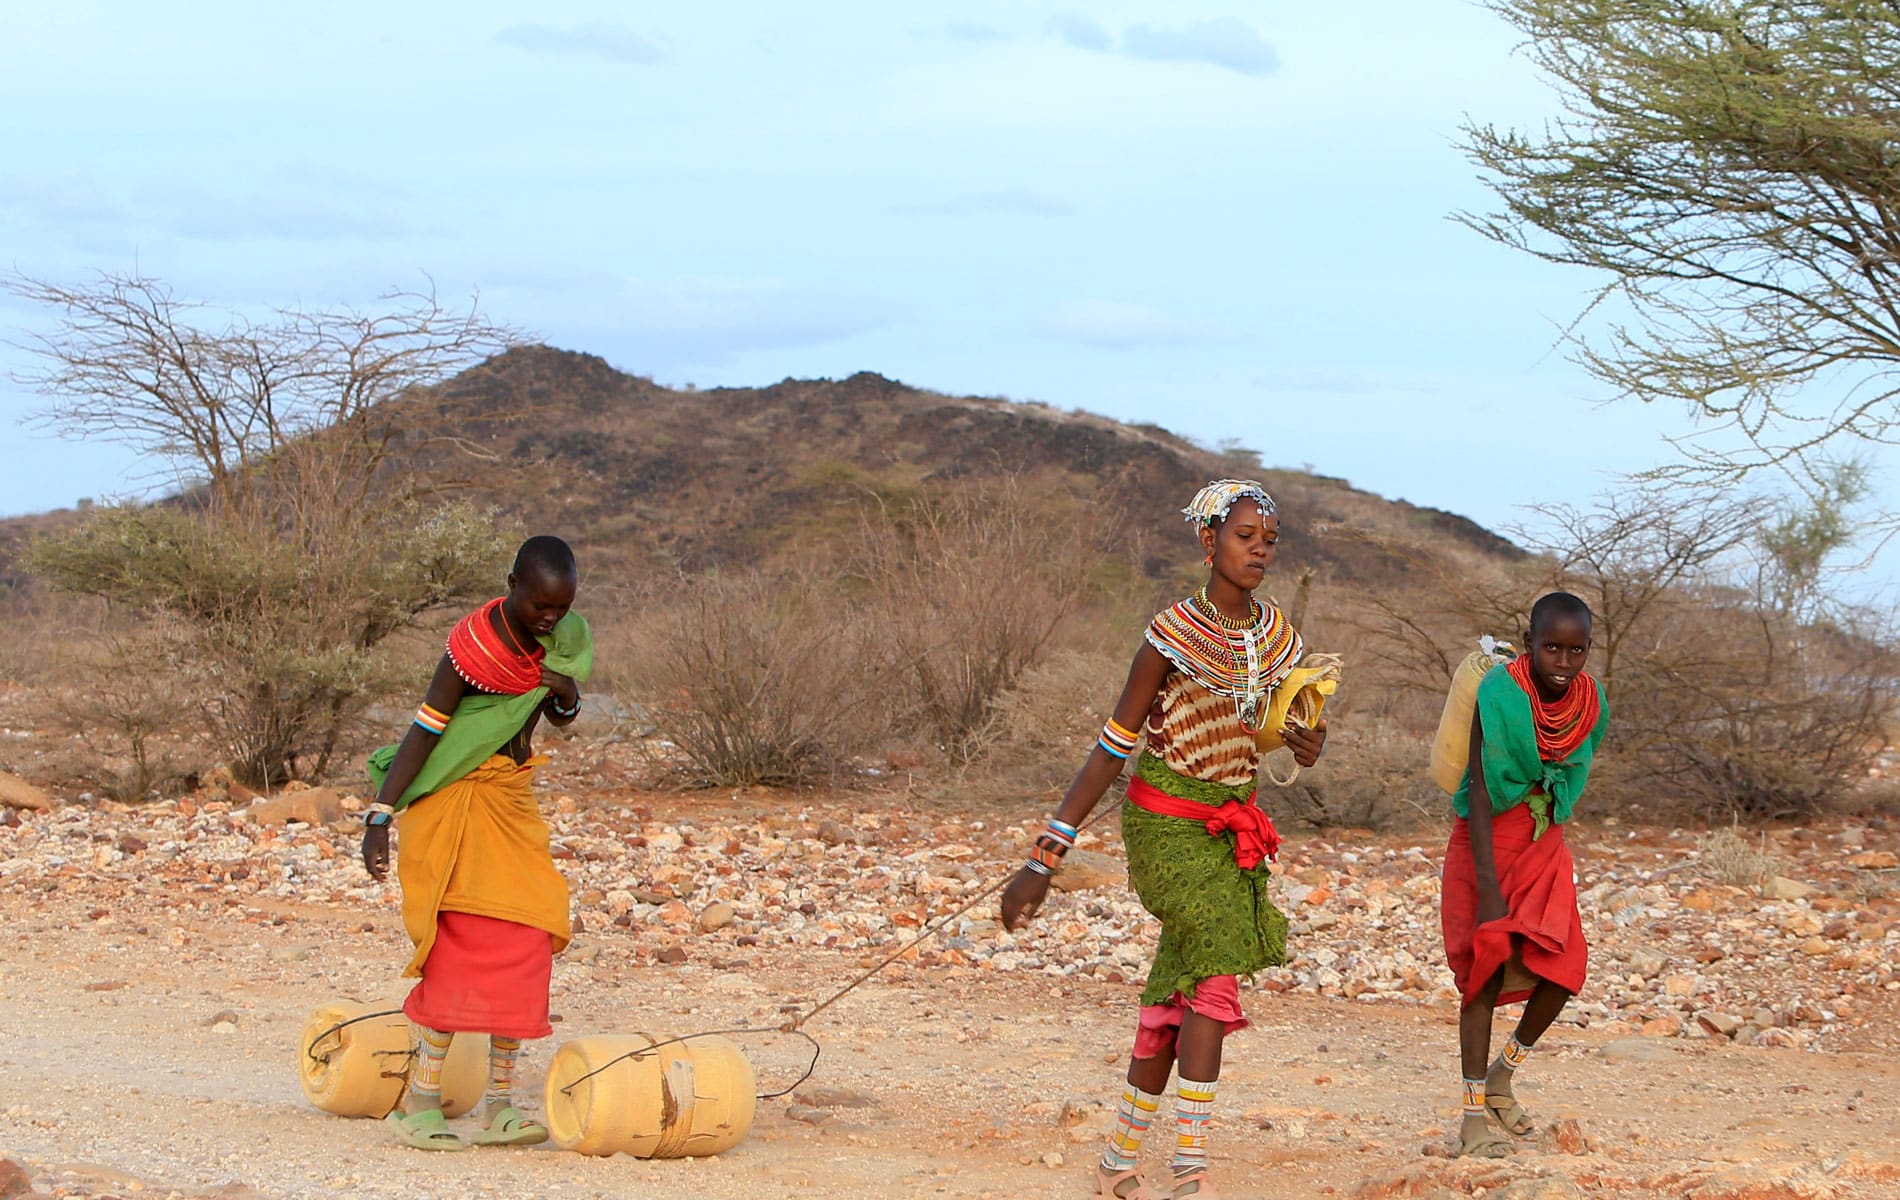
(1694, 825, 1788, 890)
(1269, 718, 1445, 832)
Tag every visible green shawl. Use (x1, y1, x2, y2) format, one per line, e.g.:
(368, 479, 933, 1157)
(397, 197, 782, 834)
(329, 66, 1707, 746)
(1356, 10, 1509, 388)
(367, 610, 594, 810)
(1451, 664, 1608, 838)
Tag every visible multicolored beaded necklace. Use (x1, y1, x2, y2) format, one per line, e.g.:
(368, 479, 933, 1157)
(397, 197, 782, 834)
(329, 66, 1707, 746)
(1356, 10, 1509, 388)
(1147, 589, 1301, 732)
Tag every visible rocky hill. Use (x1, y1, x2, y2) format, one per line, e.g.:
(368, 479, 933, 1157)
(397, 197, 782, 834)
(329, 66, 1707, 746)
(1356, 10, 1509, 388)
(366, 344, 1523, 590)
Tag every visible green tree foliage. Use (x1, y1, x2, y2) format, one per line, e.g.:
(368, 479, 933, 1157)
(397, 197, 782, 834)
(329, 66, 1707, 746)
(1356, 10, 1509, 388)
(11, 273, 517, 786)
(1463, 2, 1900, 490)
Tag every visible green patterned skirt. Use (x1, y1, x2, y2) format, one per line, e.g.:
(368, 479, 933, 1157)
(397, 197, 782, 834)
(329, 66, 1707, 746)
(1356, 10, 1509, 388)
(1123, 754, 1288, 1006)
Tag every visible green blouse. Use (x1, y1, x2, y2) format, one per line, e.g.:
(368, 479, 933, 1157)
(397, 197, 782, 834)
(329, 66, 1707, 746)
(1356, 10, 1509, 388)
(1451, 665, 1609, 838)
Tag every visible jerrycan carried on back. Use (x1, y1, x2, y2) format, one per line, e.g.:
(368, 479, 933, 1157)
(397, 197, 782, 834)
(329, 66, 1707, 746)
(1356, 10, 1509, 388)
(1428, 636, 1516, 794)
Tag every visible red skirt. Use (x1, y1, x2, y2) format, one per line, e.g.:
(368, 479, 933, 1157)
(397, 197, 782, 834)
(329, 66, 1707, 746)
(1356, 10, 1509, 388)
(404, 910, 555, 1039)
(1441, 804, 1587, 1007)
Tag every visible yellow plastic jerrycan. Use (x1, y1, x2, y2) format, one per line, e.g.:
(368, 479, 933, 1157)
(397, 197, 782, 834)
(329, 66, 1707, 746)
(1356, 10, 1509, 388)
(544, 1032, 756, 1158)
(1429, 637, 1516, 794)
(1255, 654, 1342, 754)
(298, 998, 487, 1118)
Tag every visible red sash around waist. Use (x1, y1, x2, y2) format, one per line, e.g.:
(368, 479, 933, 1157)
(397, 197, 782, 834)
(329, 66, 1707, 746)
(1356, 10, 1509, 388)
(1126, 776, 1281, 869)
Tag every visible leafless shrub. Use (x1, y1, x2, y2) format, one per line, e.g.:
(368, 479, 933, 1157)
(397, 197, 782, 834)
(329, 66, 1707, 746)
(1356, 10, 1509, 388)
(851, 481, 1111, 762)
(959, 648, 1131, 799)
(44, 620, 201, 803)
(1694, 826, 1786, 891)
(628, 568, 885, 788)
(1269, 719, 1443, 832)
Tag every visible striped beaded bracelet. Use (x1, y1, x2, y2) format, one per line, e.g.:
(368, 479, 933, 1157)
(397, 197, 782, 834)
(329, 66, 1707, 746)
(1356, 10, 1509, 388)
(1097, 718, 1139, 760)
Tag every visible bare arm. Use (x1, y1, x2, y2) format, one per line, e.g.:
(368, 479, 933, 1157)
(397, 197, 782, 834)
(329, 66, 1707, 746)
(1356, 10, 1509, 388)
(362, 655, 468, 879)
(540, 665, 581, 727)
(1464, 707, 1507, 923)
(1001, 643, 1172, 929)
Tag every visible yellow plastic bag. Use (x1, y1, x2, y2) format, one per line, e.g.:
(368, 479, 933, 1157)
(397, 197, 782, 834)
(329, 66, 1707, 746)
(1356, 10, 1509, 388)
(1256, 654, 1341, 786)
(1255, 655, 1342, 754)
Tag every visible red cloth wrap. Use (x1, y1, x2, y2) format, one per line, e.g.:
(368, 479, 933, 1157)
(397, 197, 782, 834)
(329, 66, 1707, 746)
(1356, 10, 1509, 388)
(1440, 803, 1588, 1008)
(446, 598, 545, 695)
(1125, 776, 1281, 868)
(404, 910, 555, 1039)
(1132, 974, 1246, 1058)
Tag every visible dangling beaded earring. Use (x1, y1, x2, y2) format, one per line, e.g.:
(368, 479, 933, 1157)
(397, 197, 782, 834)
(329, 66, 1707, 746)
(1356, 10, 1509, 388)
(1204, 553, 1213, 566)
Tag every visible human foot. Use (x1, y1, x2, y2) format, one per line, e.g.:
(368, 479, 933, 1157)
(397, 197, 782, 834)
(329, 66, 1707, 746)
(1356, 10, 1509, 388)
(1170, 1170, 1223, 1198)
(470, 1104, 549, 1147)
(1091, 1164, 1164, 1200)
(1456, 1113, 1513, 1159)
(1484, 1060, 1535, 1137)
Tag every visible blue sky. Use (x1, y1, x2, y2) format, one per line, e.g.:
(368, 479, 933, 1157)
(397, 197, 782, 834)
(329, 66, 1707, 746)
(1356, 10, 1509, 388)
(2, 2, 1890, 590)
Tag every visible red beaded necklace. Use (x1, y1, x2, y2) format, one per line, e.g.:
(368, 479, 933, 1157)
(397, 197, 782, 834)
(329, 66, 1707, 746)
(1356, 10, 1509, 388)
(1506, 654, 1599, 762)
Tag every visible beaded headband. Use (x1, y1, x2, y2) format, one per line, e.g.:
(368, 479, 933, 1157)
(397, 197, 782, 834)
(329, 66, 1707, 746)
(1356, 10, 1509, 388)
(1182, 479, 1276, 527)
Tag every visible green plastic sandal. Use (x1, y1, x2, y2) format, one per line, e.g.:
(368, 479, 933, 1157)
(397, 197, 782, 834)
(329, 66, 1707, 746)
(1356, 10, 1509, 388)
(384, 1107, 468, 1152)
(471, 1105, 549, 1147)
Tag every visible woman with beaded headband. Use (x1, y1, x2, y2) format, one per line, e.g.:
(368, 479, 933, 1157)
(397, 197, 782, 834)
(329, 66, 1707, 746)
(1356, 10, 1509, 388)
(1002, 480, 1328, 1200)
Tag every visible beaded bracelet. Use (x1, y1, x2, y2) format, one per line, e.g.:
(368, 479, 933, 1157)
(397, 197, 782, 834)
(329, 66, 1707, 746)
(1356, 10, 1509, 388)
(365, 802, 395, 828)
(1098, 718, 1139, 760)
(548, 694, 581, 719)
(1026, 813, 1077, 875)
(414, 704, 450, 735)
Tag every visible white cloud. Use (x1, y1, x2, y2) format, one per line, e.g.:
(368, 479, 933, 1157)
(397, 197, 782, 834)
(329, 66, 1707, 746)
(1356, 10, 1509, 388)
(497, 22, 665, 65)
(1046, 12, 1112, 52)
(1044, 15, 1278, 77)
(939, 20, 1006, 43)
(480, 268, 907, 371)
(1124, 19, 1279, 76)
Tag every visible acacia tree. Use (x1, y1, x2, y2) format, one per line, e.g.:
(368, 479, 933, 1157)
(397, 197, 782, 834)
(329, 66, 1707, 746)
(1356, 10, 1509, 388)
(10, 272, 518, 786)
(1463, 1, 1900, 494)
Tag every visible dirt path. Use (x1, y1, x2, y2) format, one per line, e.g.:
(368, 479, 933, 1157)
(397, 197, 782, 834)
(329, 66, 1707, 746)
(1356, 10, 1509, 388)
(3, 787, 1899, 1199)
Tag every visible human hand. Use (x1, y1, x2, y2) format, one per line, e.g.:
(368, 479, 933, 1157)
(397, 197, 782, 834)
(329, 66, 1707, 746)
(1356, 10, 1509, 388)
(363, 824, 391, 881)
(1282, 717, 1328, 768)
(1476, 885, 1507, 926)
(1000, 867, 1051, 931)
(540, 667, 579, 709)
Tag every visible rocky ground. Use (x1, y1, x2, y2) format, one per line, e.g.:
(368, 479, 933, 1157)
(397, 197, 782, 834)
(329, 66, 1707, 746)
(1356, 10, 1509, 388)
(3, 710, 1900, 1198)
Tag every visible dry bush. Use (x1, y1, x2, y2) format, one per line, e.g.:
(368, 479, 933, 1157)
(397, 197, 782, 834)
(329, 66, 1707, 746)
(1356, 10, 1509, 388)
(1269, 718, 1445, 832)
(959, 648, 1132, 799)
(10, 274, 520, 787)
(627, 567, 885, 788)
(44, 620, 203, 802)
(30, 500, 506, 785)
(851, 481, 1116, 762)
(1694, 826, 1787, 890)
(1610, 595, 1896, 820)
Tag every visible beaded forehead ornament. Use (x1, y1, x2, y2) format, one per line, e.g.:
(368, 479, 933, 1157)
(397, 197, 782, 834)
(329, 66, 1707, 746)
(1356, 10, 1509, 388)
(1182, 479, 1276, 527)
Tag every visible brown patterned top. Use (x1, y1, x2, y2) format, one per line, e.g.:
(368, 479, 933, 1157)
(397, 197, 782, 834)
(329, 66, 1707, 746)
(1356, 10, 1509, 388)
(1143, 669, 1260, 788)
